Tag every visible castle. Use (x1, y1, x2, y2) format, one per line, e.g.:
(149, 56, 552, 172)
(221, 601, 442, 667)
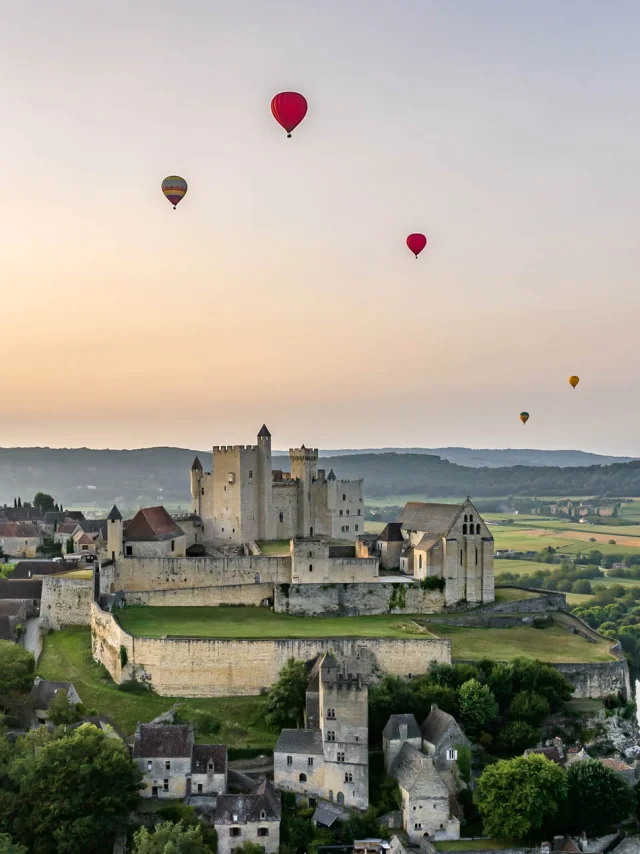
(190, 425, 364, 545)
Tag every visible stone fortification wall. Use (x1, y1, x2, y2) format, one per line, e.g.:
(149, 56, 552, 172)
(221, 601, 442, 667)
(123, 583, 274, 608)
(90, 604, 451, 697)
(553, 660, 631, 700)
(488, 588, 567, 613)
(40, 577, 93, 629)
(112, 555, 290, 592)
(275, 582, 446, 616)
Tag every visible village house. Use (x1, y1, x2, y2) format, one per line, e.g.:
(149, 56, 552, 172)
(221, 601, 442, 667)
(214, 779, 281, 854)
(54, 521, 81, 550)
(421, 705, 470, 771)
(132, 723, 227, 799)
(107, 505, 187, 560)
(274, 653, 369, 810)
(30, 677, 82, 726)
(382, 714, 422, 773)
(0, 522, 42, 558)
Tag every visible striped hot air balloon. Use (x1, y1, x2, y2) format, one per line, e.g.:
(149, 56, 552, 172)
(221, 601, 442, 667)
(161, 176, 188, 209)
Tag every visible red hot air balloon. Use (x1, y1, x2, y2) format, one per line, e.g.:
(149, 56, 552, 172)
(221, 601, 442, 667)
(406, 233, 427, 258)
(271, 92, 308, 137)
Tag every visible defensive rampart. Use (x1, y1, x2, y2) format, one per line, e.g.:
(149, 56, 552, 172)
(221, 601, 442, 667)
(275, 582, 446, 616)
(40, 577, 93, 629)
(90, 603, 451, 697)
(123, 583, 274, 608)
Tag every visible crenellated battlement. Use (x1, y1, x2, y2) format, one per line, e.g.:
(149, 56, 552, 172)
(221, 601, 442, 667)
(289, 447, 318, 457)
(213, 444, 258, 453)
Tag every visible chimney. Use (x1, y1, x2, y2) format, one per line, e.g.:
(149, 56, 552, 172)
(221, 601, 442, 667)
(399, 724, 408, 742)
(579, 833, 587, 852)
(431, 703, 439, 713)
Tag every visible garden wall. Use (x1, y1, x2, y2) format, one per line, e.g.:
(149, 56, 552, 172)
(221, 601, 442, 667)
(90, 603, 451, 697)
(274, 582, 446, 616)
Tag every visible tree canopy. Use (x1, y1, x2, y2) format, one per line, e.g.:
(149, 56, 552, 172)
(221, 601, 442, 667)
(266, 658, 308, 729)
(475, 754, 568, 839)
(47, 690, 82, 726)
(0, 834, 27, 854)
(33, 493, 56, 513)
(457, 679, 499, 733)
(566, 759, 634, 834)
(0, 643, 34, 705)
(132, 820, 211, 854)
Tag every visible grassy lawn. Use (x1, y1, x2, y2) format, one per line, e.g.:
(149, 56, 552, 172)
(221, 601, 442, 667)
(54, 569, 93, 579)
(257, 540, 290, 555)
(37, 628, 275, 747)
(117, 606, 436, 639)
(423, 623, 614, 663)
(493, 588, 539, 602)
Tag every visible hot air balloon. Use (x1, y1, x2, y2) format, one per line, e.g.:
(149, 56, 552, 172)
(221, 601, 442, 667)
(161, 176, 188, 209)
(271, 92, 308, 137)
(406, 233, 427, 258)
(520, 412, 530, 424)
(569, 375, 580, 389)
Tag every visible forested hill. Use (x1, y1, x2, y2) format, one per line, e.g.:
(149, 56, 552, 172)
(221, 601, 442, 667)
(1, 447, 640, 508)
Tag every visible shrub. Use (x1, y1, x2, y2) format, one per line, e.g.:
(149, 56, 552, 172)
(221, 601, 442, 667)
(119, 645, 128, 667)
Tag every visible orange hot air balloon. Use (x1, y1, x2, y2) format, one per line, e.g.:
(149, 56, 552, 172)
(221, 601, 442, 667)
(569, 375, 579, 389)
(520, 412, 530, 424)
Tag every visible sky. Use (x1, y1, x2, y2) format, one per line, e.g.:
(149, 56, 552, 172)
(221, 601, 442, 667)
(2, 0, 639, 454)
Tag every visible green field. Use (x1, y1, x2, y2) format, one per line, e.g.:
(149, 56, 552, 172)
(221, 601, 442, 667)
(422, 622, 614, 663)
(257, 540, 290, 555)
(493, 588, 538, 602)
(37, 628, 275, 746)
(116, 606, 435, 639)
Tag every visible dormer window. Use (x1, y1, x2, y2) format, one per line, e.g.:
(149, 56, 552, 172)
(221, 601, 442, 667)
(208, 760, 214, 772)
(260, 810, 266, 820)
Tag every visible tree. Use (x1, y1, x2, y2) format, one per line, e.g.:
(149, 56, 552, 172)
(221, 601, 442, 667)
(132, 821, 211, 854)
(0, 642, 35, 701)
(47, 691, 82, 726)
(266, 658, 308, 729)
(230, 843, 264, 854)
(476, 754, 568, 839)
(36, 536, 62, 558)
(33, 493, 56, 514)
(508, 691, 550, 726)
(573, 580, 593, 595)
(497, 720, 540, 755)
(66, 537, 74, 554)
(10, 723, 143, 853)
(566, 759, 634, 834)
(457, 679, 498, 733)
(509, 659, 573, 711)
(0, 834, 27, 854)
(16, 499, 21, 509)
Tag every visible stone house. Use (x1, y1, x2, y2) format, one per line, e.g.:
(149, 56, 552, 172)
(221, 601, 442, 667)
(421, 705, 470, 772)
(274, 653, 369, 810)
(383, 714, 422, 773)
(390, 742, 460, 843)
(214, 779, 281, 854)
(377, 523, 405, 571)
(30, 677, 82, 725)
(0, 522, 42, 558)
(398, 500, 494, 605)
(107, 505, 187, 560)
(54, 521, 82, 551)
(133, 723, 227, 799)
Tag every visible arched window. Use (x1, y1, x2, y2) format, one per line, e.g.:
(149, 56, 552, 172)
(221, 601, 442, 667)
(299, 773, 307, 783)
(476, 524, 481, 535)
(329, 790, 334, 802)
(464, 514, 468, 522)
(475, 548, 478, 566)
(460, 550, 463, 565)
(469, 514, 474, 522)
(255, 572, 260, 584)
(337, 792, 345, 805)
(462, 524, 467, 535)
(418, 554, 423, 570)
(279, 511, 284, 523)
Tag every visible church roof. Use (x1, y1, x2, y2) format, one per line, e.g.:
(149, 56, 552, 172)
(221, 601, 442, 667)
(258, 424, 271, 438)
(107, 505, 123, 521)
(124, 507, 184, 542)
(399, 502, 462, 535)
(191, 455, 203, 471)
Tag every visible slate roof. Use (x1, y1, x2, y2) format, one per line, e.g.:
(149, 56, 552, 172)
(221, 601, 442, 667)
(0, 522, 41, 538)
(133, 723, 194, 758)
(10, 561, 72, 579)
(0, 579, 43, 599)
(274, 728, 324, 755)
(44, 511, 85, 524)
(258, 424, 271, 438)
(79, 520, 108, 538)
(327, 469, 336, 481)
(30, 679, 77, 709)
(313, 806, 339, 827)
(421, 705, 460, 745)
(214, 779, 281, 823)
(191, 744, 227, 775)
(391, 743, 449, 798)
(378, 523, 404, 543)
(0, 601, 24, 616)
(191, 455, 203, 471)
(382, 714, 421, 741)
(124, 507, 184, 542)
(399, 502, 462, 534)
(107, 505, 123, 521)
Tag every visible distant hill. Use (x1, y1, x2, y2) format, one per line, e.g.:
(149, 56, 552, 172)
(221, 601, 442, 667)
(273, 448, 636, 468)
(1, 446, 640, 511)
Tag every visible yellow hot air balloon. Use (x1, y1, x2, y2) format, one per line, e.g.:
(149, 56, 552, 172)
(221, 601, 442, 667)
(520, 412, 530, 424)
(569, 375, 579, 389)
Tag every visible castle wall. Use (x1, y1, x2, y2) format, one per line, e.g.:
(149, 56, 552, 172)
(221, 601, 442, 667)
(125, 536, 187, 558)
(123, 583, 274, 607)
(276, 583, 446, 616)
(112, 555, 291, 592)
(272, 482, 299, 540)
(290, 539, 378, 584)
(211, 445, 259, 544)
(90, 604, 452, 696)
(312, 479, 364, 541)
(40, 577, 93, 629)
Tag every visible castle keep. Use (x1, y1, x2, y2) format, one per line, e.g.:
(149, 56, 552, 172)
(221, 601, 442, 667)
(190, 425, 364, 545)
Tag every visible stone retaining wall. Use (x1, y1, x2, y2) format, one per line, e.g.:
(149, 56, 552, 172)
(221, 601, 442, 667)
(123, 583, 274, 608)
(275, 582, 446, 616)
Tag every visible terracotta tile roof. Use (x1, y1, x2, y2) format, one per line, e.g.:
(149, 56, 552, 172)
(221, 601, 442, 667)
(601, 757, 633, 772)
(57, 522, 80, 535)
(124, 507, 184, 542)
(133, 723, 193, 758)
(525, 747, 562, 764)
(0, 523, 40, 538)
(75, 533, 95, 546)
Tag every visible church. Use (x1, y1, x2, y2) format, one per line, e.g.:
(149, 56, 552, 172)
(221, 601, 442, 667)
(190, 425, 364, 546)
